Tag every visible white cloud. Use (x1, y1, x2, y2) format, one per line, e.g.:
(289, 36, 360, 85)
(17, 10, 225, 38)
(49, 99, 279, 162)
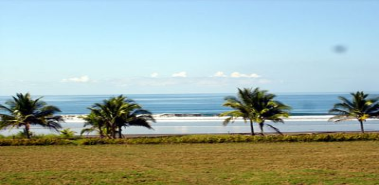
(249, 73, 261, 78)
(61, 75, 90, 83)
(172, 71, 187, 78)
(230, 72, 261, 78)
(109, 76, 271, 88)
(150, 72, 159, 78)
(213, 71, 227, 77)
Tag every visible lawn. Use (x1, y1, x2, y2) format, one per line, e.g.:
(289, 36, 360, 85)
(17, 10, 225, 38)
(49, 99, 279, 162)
(0, 142, 379, 184)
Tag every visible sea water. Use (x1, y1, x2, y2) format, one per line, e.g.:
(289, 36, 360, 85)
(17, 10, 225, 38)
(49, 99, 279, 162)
(0, 93, 364, 115)
(0, 93, 378, 135)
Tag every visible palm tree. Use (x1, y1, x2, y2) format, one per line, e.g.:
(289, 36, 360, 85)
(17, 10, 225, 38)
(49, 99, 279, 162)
(90, 98, 118, 138)
(80, 112, 107, 138)
(0, 93, 63, 139)
(329, 91, 379, 133)
(88, 95, 155, 139)
(220, 88, 291, 135)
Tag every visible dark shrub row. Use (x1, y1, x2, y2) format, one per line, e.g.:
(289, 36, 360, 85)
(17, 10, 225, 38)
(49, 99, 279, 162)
(0, 138, 72, 146)
(0, 133, 379, 146)
(122, 133, 379, 144)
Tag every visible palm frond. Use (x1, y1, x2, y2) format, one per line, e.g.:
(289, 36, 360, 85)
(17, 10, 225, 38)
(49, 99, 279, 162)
(128, 118, 153, 129)
(0, 104, 13, 113)
(222, 117, 233, 126)
(80, 128, 95, 135)
(328, 115, 355, 122)
(266, 124, 283, 135)
(329, 108, 350, 115)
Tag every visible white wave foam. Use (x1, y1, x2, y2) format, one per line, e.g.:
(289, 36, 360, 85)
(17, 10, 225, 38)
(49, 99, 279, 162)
(60, 114, 376, 122)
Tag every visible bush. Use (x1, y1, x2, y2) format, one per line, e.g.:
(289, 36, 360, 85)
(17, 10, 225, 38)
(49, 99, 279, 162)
(0, 138, 74, 146)
(120, 133, 379, 144)
(9, 130, 35, 139)
(60, 128, 76, 139)
(33, 134, 60, 139)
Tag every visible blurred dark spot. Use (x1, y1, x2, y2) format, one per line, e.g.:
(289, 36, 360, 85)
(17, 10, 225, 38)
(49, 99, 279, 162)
(333, 45, 347, 54)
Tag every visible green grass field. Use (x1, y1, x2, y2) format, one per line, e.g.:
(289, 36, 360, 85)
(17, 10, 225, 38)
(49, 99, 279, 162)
(1, 141, 379, 184)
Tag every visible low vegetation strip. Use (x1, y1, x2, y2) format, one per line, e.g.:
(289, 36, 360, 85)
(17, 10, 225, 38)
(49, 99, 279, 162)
(1, 133, 379, 146)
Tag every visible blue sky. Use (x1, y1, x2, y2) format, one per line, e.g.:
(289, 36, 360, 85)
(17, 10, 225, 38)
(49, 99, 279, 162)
(0, 0, 378, 95)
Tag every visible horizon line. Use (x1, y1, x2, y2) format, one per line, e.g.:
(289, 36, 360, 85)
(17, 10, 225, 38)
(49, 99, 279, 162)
(2, 91, 379, 97)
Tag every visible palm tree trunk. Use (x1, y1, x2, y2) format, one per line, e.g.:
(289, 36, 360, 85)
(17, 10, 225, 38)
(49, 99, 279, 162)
(111, 126, 115, 139)
(25, 123, 31, 139)
(109, 122, 116, 139)
(359, 120, 365, 133)
(118, 126, 123, 138)
(259, 122, 264, 135)
(112, 124, 117, 139)
(249, 119, 255, 136)
(106, 122, 111, 138)
(98, 126, 104, 138)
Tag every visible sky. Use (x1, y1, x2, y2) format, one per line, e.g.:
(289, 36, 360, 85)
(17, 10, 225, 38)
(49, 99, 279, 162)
(0, 0, 378, 95)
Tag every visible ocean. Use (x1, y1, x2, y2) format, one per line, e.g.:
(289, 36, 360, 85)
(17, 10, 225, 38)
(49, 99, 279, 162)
(1, 93, 378, 135)
(0, 93, 363, 115)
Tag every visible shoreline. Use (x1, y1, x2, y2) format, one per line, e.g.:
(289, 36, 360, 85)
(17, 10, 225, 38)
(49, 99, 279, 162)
(62, 114, 372, 122)
(79, 131, 379, 138)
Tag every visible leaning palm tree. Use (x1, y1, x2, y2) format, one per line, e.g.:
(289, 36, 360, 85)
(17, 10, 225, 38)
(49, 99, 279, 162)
(88, 95, 155, 139)
(220, 88, 291, 135)
(0, 93, 63, 139)
(329, 91, 379, 133)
